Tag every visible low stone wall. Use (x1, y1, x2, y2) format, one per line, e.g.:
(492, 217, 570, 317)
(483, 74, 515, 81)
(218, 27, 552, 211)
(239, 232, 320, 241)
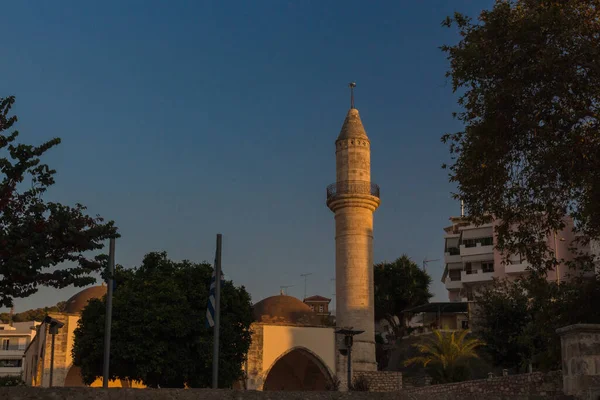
(355, 371, 402, 392)
(403, 371, 565, 398)
(0, 386, 575, 400)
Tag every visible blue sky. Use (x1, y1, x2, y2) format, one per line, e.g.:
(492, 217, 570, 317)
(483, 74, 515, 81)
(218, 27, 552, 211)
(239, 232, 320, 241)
(0, 0, 493, 312)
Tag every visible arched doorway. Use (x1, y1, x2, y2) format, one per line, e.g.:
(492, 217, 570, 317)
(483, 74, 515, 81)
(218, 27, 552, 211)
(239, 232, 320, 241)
(263, 347, 332, 391)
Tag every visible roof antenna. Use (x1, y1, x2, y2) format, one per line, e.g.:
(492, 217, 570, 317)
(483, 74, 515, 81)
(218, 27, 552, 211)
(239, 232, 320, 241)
(349, 82, 356, 109)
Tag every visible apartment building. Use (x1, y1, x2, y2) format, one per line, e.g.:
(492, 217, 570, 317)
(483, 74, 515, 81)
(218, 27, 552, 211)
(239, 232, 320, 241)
(441, 216, 582, 302)
(0, 321, 40, 377)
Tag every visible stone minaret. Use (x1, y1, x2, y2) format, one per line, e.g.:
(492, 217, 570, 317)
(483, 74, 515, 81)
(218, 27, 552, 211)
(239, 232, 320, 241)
(327, 87, 380, 376)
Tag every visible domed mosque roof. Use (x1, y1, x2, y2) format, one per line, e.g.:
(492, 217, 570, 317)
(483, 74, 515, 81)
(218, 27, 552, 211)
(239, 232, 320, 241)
(253, 294, 324, 325)
(64, 285, 107, 314)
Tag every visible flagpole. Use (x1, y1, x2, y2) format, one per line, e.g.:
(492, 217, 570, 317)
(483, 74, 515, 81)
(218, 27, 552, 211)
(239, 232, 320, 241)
(212, 233, 222, 389)
(103, 237, 115, 388)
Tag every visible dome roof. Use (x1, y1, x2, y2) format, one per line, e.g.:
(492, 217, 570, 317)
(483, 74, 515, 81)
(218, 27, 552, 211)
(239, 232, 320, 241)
(253, 295, 323, 325)
(337, 108, 369, 141)
(64, 285, 107, 314)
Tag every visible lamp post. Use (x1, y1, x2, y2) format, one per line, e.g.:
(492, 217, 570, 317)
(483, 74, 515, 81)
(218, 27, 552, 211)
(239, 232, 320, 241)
(335, 327, 364, 390)
(553, 232, 566, 284)
(43, 316, 64, 387)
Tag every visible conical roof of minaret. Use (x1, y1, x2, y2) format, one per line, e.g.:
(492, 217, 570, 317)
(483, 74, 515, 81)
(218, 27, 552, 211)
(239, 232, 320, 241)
(336, 108, 369, 141)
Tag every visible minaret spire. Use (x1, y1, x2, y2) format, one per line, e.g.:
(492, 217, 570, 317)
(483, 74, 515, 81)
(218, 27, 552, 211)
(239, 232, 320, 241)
(327, 89, 381, 381)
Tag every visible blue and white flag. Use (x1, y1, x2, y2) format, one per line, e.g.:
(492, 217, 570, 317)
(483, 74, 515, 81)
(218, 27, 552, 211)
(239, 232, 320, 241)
(206, 265, 225, 328)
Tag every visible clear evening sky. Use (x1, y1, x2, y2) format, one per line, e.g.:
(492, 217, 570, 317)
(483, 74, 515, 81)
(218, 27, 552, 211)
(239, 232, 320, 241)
(0, 0, 494, 312)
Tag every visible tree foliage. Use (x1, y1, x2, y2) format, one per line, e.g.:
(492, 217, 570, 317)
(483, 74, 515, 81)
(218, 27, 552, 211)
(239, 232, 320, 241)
(441, 1, 600, 271)
(404, 329, 484, 383)
(0, 301, 66, 323)
(474, 273, 600, 371)
(72, 252, 254, 388)
(0, 96, 118, 307)
(374, 255, 432, 340)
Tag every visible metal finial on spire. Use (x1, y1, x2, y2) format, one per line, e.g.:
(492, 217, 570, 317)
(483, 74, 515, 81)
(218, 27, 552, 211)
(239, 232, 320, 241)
(349, 82, 356, 109)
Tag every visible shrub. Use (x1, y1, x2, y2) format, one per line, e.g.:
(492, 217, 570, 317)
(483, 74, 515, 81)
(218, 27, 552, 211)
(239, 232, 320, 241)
(349, 374, 370, 391)
(0, 375, 25, 386)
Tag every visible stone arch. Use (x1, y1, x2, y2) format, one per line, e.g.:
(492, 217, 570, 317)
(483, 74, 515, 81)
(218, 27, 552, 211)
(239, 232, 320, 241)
(261, 346, 334, 391)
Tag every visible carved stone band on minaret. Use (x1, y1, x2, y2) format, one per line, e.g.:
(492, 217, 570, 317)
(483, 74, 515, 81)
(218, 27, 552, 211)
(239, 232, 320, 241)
(326, 182, 380, 212)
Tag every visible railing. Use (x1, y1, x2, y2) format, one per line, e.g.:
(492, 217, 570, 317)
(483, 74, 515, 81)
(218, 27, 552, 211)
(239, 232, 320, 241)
(326, 180, 380, 201)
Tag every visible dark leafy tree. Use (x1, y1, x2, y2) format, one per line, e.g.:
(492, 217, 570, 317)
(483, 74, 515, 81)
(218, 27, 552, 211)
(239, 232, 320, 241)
(0, 301, 67, 323)
(472, 279, 532, 372)
(441, 1, 600, 272)
(0, 96, 118, 307)
(374, 255, 432, 341)
(474, 273, 600, 371)
(72, 252, 254, 388)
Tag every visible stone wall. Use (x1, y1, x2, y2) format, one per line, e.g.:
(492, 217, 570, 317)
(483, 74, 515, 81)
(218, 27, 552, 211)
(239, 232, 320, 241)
(557, 324, 600, 399)
(355, 371, 402, 392)
(403, 371, 565, 399)
(0, 386, 575, 400)
(244, 324, 263, 390)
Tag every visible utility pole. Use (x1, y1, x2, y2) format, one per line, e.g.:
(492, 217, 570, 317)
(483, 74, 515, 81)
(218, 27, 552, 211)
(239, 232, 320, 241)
(102, 238, 115, 388)
(300, 273, 312, 300)
(212, 234, 222, 389)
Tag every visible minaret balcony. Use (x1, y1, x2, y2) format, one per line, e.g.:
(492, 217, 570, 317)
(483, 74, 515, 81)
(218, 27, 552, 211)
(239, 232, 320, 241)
(326, 180, 380, 202)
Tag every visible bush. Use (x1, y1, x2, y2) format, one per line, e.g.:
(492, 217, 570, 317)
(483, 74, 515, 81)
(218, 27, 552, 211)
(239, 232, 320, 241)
(0, 375, 25, 386)
(349, 375, 370, 391)
(325, 376, 341, 391)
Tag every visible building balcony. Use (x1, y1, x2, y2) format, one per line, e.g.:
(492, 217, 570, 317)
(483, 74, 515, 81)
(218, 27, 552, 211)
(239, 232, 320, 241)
(461, 270, 494, 283)
(444, 278, 463, 290)
(0, 349, 25, 357)
(326, 180, 380, 203)
(0, 367, 22, 376)
(444, 251, 461, 264)
(460, 243, 493, 257)
(505, 261, 530, 274)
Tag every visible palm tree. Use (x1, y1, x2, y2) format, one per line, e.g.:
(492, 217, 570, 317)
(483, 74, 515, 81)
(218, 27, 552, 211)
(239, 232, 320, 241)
(404, 329, 485, 383)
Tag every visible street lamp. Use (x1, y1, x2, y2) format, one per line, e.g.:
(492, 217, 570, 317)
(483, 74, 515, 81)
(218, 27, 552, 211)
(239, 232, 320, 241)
(43, 316, 64, 387)
(335, 327, 364, 389)
(553, 233, 566, 284)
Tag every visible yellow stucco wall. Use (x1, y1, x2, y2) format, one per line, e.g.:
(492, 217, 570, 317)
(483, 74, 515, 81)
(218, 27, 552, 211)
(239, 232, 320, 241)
(262, 325, 335, 375)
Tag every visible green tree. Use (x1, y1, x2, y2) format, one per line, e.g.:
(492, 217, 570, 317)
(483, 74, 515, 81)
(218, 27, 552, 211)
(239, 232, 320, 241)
(0, 96, 118, 308)
(472, 279, 533, 372)
(72, 252, 253, 388)
(0, 301, 68, 323)
(404, 330, 485, 383)
(474, 274, 600, 371)
(441, 1, 600, 271)
(374, 255, 433, 340)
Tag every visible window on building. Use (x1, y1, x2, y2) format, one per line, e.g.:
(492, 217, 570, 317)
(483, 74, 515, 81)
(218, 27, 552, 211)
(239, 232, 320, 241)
(0, 359, 22, 368)
(462, 237, 493, 248)
(17, 338, 26, 350)
(482, 262, 494, 273)
(1, 339, 9, 351)
(449, 269, 461, 281)
(466, 290, 474, 301)
(462, 320, 469, 329)
(465, 263, 473, 274)
(445, 237, 460, 254)
(319, 305, 324, 313)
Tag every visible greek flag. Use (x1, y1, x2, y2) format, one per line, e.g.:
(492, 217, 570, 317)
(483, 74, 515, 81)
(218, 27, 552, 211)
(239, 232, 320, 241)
(206, 266, 224, 328)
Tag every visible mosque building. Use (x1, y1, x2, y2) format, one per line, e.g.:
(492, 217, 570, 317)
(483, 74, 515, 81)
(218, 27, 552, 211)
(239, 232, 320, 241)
(22, 87, 401, 391)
